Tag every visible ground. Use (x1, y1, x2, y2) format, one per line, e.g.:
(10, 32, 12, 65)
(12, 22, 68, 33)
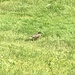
(0, 0, 75, 75)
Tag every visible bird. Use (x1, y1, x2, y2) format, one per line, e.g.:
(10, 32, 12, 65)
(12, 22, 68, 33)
(29, 32, 42, 40)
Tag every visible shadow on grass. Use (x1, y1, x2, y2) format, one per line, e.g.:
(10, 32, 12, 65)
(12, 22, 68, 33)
(25, 38, 37, 41)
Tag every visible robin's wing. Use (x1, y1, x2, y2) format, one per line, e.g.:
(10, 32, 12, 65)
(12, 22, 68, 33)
(32, 34, 40, 39)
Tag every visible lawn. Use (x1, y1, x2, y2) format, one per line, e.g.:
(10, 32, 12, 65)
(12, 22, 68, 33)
(0, 0, 75, 75)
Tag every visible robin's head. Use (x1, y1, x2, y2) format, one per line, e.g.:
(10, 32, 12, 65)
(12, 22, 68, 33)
(37, 32, 42, 34)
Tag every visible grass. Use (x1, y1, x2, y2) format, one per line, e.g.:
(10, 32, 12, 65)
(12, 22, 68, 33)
(0, 0, 75, 75)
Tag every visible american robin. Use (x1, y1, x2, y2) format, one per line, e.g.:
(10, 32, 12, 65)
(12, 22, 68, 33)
(29, 32, 42, 40)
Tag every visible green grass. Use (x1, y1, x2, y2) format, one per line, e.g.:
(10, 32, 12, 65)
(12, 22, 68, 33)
(0, 0, 75, 75)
